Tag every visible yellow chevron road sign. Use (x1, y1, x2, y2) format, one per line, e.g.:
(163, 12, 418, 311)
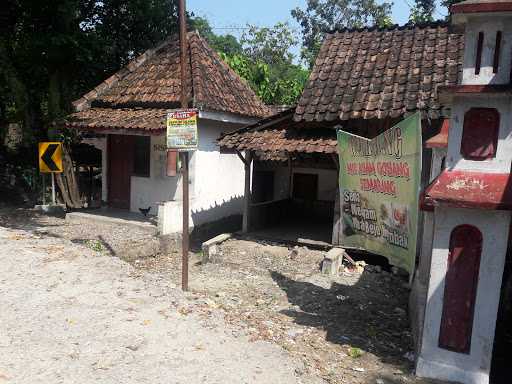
(39, 142, 63, 173)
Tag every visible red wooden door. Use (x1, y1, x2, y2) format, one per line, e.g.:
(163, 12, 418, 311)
(108, 135, 134, 209)
(439, 225, 483, 354)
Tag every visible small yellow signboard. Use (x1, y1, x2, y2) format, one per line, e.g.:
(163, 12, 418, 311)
(166, 109, 198, 150)
(39, 142, 63, 173)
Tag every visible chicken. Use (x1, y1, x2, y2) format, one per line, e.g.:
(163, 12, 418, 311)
(139, 207, 151, 217)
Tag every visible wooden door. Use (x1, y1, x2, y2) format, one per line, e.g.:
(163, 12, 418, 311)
(108, 135, 134, 209)
(439, 225, 483, 353)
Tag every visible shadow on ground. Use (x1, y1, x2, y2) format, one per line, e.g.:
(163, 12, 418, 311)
(270, 270, 413, 365)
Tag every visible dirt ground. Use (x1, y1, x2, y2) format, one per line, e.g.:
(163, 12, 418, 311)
(0, 208, 445, 384)
(0, 209, 324, 384)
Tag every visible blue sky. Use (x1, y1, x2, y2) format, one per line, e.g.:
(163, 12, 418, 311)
(187, 0, 448, 62)
(187, 0, 448, 34)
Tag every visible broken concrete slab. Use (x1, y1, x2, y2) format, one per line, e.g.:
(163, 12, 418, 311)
(201, 233, 232, 264)
(321, 247, 346, 276)
(34, 204, 66, 217)
(66, 210, 157, 235)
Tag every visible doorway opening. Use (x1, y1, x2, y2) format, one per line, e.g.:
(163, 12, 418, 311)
(248, 154, 337, 245)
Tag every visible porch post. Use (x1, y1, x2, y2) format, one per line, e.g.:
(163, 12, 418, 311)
(242, 151, 253, 233)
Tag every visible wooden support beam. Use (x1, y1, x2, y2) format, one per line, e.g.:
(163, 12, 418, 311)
(242, 151, 253, 233)
(236, 149, 249, 167)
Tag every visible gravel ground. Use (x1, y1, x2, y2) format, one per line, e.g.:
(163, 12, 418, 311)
(0, 208, 446, 384)
(0, 209, 324, 384)
(139, 239, 437, 384)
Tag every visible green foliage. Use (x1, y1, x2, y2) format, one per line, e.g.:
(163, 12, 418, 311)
(292, 0, 393, 67)
(441, 0, 464, 9)
(202, 19, 310, 106)
(348, 346, 364, 358)
(409, 0, 436, 23)
(0, 0, 179, 142)
(85, 239, 105, 253)
(240, 22, 298, 65)
(190, 16, 243, 56)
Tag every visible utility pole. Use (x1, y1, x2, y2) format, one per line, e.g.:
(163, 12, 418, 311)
(179, 0, 189, 291)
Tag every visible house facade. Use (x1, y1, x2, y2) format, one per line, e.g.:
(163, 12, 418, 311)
(219, 22, 464, 247)
(64, 31, 270, 234)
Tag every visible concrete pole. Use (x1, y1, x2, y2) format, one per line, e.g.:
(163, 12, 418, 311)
(179, 0, 189, 292)
(242, 151, 253, 233)
(51, 172, 56, 205)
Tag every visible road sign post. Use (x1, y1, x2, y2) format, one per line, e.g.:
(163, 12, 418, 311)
(38, 142, 63, 206)
(172, 0, 192, 292)
(51, 173, 56, 205)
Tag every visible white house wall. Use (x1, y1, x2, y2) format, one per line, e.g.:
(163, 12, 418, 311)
(462, 16, 512, 85)
(157, 118, 246, 234)
(190, 119, 245, 225)
(417, 207, 510, 384)
(446, 95, 512, 173)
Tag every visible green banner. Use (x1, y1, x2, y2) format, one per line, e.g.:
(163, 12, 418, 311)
(337, 113, 422, 273)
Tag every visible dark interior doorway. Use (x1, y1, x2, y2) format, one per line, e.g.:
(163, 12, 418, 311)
(253, 171, 275, 203)
(491, 251, 512, 383)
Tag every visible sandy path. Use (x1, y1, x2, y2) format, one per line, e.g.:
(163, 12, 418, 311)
(0, 226, 322, 384)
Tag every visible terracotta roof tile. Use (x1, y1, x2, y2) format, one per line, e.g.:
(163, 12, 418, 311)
(64, 108, 167, 133)
(295, 22, 464, 122)
(218, 109, 338, 160)
(69, 31, 270, 130)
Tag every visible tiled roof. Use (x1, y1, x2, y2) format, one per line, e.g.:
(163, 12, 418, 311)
(294, 22, 464, 122)
(218, 109, 338, 159)
(65, 108, 167, 133)
(424, 170, 512, 210)
(69, 31, 271, 130)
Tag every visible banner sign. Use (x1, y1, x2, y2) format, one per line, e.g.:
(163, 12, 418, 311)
(337, 113, 422, 273)
(166, 109, 198, 150)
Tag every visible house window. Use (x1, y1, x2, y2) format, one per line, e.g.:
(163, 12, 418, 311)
(133, 136, 150, 177)
(461, 108, 499, 160)
(439, 225, 482, 354)
(475, 32, 484, 75)
(293, 173, 318, 201)
(493, 31, 502, 73)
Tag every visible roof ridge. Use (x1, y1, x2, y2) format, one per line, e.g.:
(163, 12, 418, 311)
(189, 31, 271, 116)
(72, 35, 178, 112)
(295, 19, 463, 122)
(72, 30, 270, 119)
(327, 20, 450, 35)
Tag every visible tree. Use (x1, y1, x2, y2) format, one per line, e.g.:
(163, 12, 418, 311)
(240, 22, 297, 66)
(195, 18, 310, 106)
(1, 0, 180, 140)
(409, 0, 435, 23)
(190, 16, 242, 56)
(292, 0, 393, 67)
(0, 0, 180, 206)
(441, 0, 464, 10)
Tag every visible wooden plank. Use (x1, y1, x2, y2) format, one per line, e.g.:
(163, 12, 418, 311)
(332, 187, 341, 245)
